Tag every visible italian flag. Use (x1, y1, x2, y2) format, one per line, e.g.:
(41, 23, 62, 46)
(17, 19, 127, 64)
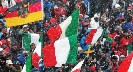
(71, 60, 84, 72)
(22, 34, 43, 71)
(42, 9, 79, 67)
(21, 52, 32, 72)
(84, 28, 103, 44)
(118, 52, 133, 72)
(43, 35, 78, 67)
(47, 9, 79, 42)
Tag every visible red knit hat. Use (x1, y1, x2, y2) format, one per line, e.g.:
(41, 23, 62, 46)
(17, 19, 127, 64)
(0, 40, 6, 45)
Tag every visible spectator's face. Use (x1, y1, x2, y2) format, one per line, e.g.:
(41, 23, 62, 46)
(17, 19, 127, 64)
(121, 0, 124, 2)
(124, 32, 129, 36)
(105, 43, 109, 46)
(120, 57, 125, 61)
(30, 44, 36, 50)
(0, 59, 6, 66)
(11, 45, 17, 51)
(2, 27, 7, 33)
(128, 10, 131, 14)
(6, 64, 12, 68)
(101, 53, 105, 58)
(23, 27, 28, 32)
(33, 28, 37, 33)
(118, 28, 122, 33)
(0, 23, 3, 27)
(79, 15, 83, 20)
(84, 27, 88, 30)
(0, 51, 4, 56)
(106, 57, 111, 62)
(58, 68, 62, 72)
(85, 18, 89, 22)
(45, 0, 48, 2)
(112, 59, 117, 63)
(105, 10, 109, 14)
(1, 44, 6, 49)
(105, 22, 109, 26)
(79, 21, 81, 24)
(116, 7, 121, 11)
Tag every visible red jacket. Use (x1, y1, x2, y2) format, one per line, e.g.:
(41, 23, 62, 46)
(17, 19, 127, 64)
(4, 46, 10, 55)
(0, 6, 8, 15)
(54, 7, 67, 21)
(120, 36, 130, 47)
(119, 36, 130, 55)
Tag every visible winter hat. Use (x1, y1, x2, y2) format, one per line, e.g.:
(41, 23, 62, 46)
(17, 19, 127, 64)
(0, 48, 3, 51)
(13, 60, 21, 65)
(0, 56, 6, 61)
(84, 15, 89, 20)
(115, 4, 120, 8)
(78, 47, 82, 51)
(11, 41, 18, 46)
(112, 55, 118, 60)
(23, 25, 28, 28)
(6, 60, 13, 64)
(121, 8, 125, 12)
(0, 40, 6, 45)
(94, 13, 100, 18)
(104, 40, 110, 45)
(118, 13, 125, 20)
(90, 65, 96, 71)
(49, 18, 56, 24)
(120, 55, 125, 58)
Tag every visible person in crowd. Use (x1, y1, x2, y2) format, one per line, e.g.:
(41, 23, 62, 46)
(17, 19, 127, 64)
(1, 40, 10, 55)
(0, 56, 7, 72)
(43, 0, 54, 20)
(10, 42, 24, 62)
(5, 60, 14, 72)
(12, 60, 22, 72)
(1, 0, 133, 71)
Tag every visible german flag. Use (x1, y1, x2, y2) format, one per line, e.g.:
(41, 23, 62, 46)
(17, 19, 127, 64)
(5, 0, 44, 27)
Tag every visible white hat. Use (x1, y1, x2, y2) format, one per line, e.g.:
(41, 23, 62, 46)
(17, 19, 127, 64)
(23, 25, 28, 28)
(78, 47, 82, 51)
(115, 4, 120, 8)
(6, 60, 13, 64)
(0, 48, 3, 51)
(120, 55, 125, 58)
(94, 13, 100, 18)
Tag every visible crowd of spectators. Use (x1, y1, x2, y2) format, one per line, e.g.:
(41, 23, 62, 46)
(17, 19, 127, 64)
(0, 0, 133, 72)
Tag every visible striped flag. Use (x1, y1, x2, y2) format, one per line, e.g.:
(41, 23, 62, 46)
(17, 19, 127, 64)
(5, 0, 44, 27)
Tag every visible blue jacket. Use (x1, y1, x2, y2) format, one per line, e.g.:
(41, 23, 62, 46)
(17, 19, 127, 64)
(84, 0, 90, 5)
(43, 1, 53, 12)
(80, 29, 91, 51)
(123, 22, 130, 29)
(17, 54, 27, 66)
(43, 1, 53, 20)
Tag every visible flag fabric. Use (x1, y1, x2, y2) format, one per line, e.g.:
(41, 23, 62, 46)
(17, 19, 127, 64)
(32, 42, 41, 68)
(21, 31, 31, 51)
(84, 28, 103, 44)
(128, 44, 133, 54)
(22, 33, 42, 70)
(42, 35, 78, 67)
(22, 33, 40, 51)
(5, 0, 44, 27)
(80, 28, 103, 51)
(47, 9, 79, 42)
(21, 52, 32, 72)
(71, 60, 84, 72)
(118, 52, 133, 72)
(80, 29, 91, 51)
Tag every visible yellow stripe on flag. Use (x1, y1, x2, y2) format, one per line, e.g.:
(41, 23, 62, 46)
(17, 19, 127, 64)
(5, 11, 44, 27)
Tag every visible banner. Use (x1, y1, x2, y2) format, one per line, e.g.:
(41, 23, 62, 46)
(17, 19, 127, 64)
(5, 0, 44, 27)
